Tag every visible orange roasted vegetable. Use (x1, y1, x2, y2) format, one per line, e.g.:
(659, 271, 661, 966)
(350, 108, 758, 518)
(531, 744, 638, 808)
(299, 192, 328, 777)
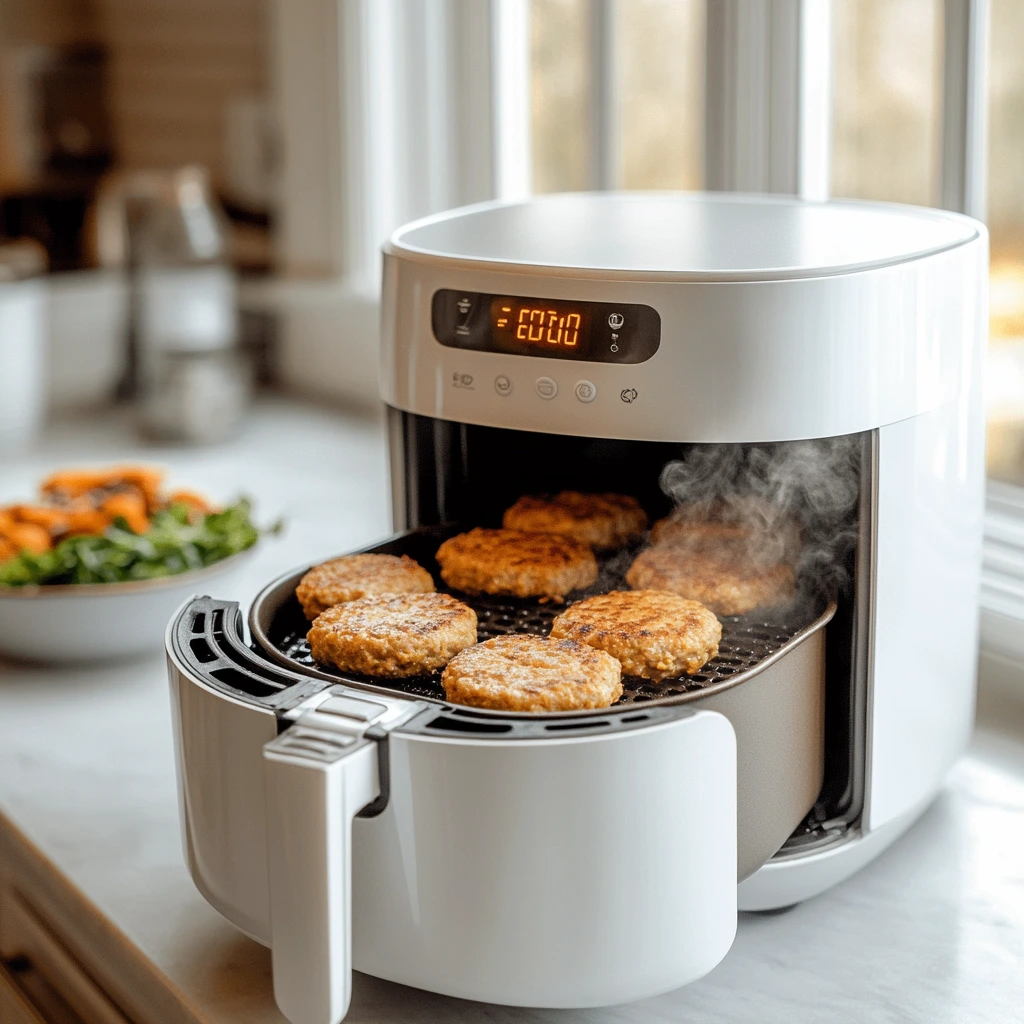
(1, 522, 51, 554)
(62, 508, 113, 536)
(41, 465, 165, 512)
(6, 504, 70, 534)
(2, 464, 218, 554)
(167, 489, 215, 521)
(100, 492, 150, 535)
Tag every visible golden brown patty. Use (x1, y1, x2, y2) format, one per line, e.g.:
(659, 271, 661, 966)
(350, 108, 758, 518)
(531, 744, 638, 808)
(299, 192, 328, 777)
(441, 634, 622, 712)
(625, 547, 795, 617)
(435, 527, 598, 598)
(649, 518, 751, 550)
(296, 553, 435, 619)
(551, 590, 721, 680)
(503, 491, 649, 550)
(307, 592, 477, 678)
(651, 499, 801, 564)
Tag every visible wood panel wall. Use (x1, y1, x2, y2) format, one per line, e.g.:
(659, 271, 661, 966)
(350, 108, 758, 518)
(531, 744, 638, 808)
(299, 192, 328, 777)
(0, 0, 269, 188)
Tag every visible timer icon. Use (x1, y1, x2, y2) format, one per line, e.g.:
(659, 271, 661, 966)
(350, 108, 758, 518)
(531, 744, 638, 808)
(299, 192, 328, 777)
(608, 312, 625, 330)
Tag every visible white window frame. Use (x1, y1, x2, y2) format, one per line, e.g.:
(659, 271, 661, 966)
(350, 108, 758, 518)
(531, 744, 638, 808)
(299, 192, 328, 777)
(263, 0, 530, 402)
(704, 0, 832, 199)
(940, 0, 989, 220)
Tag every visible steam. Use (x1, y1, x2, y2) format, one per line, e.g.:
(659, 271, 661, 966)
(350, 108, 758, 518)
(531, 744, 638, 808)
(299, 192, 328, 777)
(657, 437, 863, 605)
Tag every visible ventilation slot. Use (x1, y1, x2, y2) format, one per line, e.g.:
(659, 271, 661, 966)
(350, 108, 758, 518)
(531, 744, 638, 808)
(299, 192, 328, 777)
(211, 667, 280, 698)
(426, 716, 513, 734)
(191, 612, 206, 634)
(189, 637, 218, 664)
(544, 720, 611, 732)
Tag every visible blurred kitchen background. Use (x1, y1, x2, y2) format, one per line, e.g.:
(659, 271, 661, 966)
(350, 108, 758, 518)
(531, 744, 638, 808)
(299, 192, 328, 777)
(1, 0, 1023, 689)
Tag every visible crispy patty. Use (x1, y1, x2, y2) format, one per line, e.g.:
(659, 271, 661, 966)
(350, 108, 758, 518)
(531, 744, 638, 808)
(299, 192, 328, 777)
(435, 528, 598, 598)
(651, 498, 801, 564)
(441, 634, 622, 712)
(296, 553, 435, 619)
(307, 592, 477, 678)
(503, 491, 649, 550)
(649, 518, 751, 550)
(551, 590, 721, 680)
(626, 547, 795, 617)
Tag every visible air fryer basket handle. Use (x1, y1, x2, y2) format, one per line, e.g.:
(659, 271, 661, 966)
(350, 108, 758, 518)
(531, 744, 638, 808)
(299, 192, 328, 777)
(263, 723, 380, 1024)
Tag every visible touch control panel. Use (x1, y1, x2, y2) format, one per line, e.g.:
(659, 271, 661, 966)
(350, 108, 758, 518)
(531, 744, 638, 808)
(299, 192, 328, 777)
(432, 289, 661, 364)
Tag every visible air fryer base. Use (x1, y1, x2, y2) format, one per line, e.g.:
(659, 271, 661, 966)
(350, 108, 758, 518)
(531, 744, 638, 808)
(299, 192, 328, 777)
(737, 798, 930, 910)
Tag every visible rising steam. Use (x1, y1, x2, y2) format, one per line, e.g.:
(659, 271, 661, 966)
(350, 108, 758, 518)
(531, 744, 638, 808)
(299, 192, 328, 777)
(657, 437, 864, 604)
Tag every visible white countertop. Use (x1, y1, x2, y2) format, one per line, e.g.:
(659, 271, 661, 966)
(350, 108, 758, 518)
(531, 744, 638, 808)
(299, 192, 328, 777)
(1, 398, 1023, 1024)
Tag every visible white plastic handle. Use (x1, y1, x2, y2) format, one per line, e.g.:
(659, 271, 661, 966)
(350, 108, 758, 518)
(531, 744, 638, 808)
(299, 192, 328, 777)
(263, 724, 380, 1024)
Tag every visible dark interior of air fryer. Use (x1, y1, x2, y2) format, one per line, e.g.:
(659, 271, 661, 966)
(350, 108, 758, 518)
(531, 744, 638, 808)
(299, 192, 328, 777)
(384, 412, 873, 841)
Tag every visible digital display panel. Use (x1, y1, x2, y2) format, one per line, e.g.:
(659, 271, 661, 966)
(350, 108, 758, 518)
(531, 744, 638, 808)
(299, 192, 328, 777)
(431, 290, 660, 364)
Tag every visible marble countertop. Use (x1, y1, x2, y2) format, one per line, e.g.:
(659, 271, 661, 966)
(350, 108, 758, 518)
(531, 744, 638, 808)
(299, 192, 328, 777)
(1, 398, 1023, 1024)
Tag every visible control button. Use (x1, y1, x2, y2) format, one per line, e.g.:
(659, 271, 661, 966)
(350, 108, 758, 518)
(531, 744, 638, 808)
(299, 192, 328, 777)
(494, 374, 513, 396)
(574, 380, 597, 403)
(620, 388, 638, 404)
(608, 312, 625, 329)
(535, 377, 558, 399)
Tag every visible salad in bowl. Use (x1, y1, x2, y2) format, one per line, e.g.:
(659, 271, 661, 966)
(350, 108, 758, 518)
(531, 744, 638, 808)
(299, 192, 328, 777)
(0, 465, 265, 663)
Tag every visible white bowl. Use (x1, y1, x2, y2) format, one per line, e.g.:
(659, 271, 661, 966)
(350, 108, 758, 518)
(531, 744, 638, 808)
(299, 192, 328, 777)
(0, 548, 255, 664)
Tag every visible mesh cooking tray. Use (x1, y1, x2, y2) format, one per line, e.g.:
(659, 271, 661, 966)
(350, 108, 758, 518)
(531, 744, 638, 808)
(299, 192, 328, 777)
(250, 526, 835, 714)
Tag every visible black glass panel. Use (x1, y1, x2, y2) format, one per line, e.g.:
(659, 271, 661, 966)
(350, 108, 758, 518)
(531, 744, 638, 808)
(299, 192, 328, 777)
(431, 289, 660, 364)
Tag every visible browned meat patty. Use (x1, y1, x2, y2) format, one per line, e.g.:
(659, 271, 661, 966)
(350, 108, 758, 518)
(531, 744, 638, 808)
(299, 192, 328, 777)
(307, 592, 477, 677)
(649, 518, 750, 549)
(503, 491, 649, 550)
(550, 589, 721, 680)
(296, 553, 435, 619)
(651, 497, 801, 565)
(435, 527, 598, 598)
(441, 634, 622, 712)
(625, 546, 795, 617)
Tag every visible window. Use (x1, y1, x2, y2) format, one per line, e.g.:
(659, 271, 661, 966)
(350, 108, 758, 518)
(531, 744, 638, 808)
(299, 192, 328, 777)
(530, 0, 704, 193)
(826, 0, 1024, 489)
(830, 0, 942, 206)
(986, 0, 1024, 486)
(616, 0, 705, 190)
(530, 0, 590, 193)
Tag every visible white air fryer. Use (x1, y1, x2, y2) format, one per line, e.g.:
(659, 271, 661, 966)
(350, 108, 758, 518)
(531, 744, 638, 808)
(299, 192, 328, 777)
(166, 194, 987, 1024)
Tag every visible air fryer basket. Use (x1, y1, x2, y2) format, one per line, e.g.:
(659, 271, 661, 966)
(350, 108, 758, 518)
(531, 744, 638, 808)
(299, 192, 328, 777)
(246, 526, 833, 878)
(250, 526, 831, 711)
